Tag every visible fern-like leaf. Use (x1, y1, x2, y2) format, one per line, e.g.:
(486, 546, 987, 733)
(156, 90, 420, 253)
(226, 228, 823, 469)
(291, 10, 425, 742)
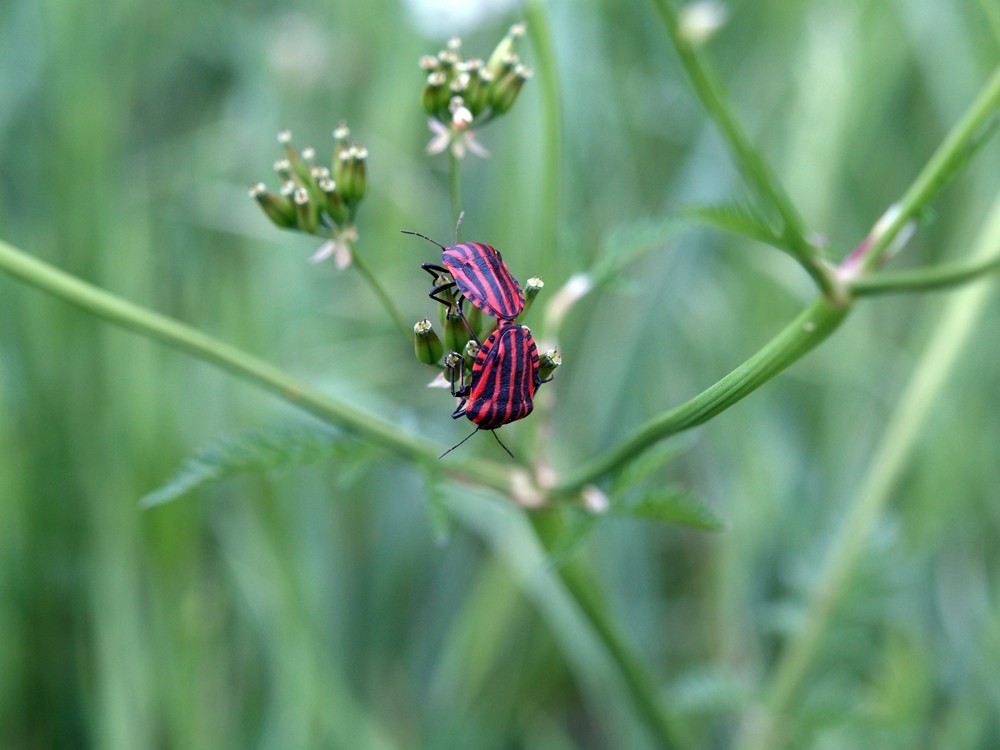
(140, 424, 355, 508)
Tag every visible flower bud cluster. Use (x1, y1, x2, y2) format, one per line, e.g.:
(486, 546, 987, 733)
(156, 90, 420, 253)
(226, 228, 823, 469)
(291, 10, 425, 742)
(250, 123, 368, 238)
(421, 24, 533, 158)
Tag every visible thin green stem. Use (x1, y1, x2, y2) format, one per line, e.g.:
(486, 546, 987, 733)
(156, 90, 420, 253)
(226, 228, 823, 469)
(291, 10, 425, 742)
(449, 151, 462, 233)
(347, 237, 411, 339)
(529, 513, 692, 749)
(524, 0, 561, 276)
(850, 246, 1000, 296)
(854, 65, 1000, 274)
(553, 297, 849, 495)
(0, 239, 513, 494)
(744, 193, 1000, 750)
(650, 0, 835, 297)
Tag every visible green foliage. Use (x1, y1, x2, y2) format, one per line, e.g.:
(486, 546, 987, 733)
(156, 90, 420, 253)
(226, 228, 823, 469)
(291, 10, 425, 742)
(140, 425, 361, 508)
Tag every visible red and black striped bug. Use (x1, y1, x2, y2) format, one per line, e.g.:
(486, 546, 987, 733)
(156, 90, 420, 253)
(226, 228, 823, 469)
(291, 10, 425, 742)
(440, 322, 546, 458)
(401, 230, 525, 327)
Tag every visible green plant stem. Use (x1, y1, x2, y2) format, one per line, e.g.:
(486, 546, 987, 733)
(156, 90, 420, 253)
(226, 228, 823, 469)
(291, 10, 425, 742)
(854, 64, 1000, 274)
(529, 513, 692, 750)
(347, 237, 411, 339)
(744, 192, 1000, 750)
(850, 248, 1000, 296)
(449, 151, 462, 233)
(524, 0, 561, 275)
(554, 297, 849, 495)
(0, 238, 512, 494)
(650, 0, 835, 297)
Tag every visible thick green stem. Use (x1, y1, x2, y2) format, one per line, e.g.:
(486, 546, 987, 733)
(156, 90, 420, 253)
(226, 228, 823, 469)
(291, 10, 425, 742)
(554, 297, 849, 494)
(0, 239, 512, 494)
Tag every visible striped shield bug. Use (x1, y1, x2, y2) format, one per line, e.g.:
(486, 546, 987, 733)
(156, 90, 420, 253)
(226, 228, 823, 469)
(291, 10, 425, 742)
(401, 230, 525, 326)
(440, 323, 546, 458)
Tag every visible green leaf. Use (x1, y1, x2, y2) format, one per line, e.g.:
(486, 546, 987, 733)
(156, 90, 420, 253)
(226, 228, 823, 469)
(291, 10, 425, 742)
(140, 424, 356, 508)
(617, 488, 727, 531)
(611, 437, 695, 495)
(543, 508, 600, 569)
(589, 217, 687, 286)
(689, 201, 784, 248)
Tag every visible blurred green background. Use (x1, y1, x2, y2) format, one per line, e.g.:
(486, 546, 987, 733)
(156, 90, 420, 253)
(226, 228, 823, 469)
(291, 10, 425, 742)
(2, 0, 999, 747)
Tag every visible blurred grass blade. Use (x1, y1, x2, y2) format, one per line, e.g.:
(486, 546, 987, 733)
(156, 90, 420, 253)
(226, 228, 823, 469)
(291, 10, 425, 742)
(140, 424, 355, 508)
(422, 466, 453, 545)
(589, 217, 687, 287)
(611, 436, 696, 495)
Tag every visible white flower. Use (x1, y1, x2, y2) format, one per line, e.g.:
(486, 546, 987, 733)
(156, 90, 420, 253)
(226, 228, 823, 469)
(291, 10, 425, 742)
(425, 118, 489, 159)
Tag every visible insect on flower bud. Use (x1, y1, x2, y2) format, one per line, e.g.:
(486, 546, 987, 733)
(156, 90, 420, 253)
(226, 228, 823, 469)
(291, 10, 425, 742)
(249, 183, 297, 229)
(414, 319, 445, 365)
(539, 348, 561, 382)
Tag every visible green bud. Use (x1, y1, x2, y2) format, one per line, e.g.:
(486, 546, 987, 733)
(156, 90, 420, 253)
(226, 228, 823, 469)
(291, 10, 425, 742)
(466, 304, 484, 339)
(444, 307, 470, 353)
(463, 64, 493, 117)
(485, 22, 526, 78)
(249, 183, 297, 229)
(489, 64, 532, 115)
(419, 54, 439, 72)
(317, 176, 348, 225)
(277, 129, 314, 187)
(463, 338, 479, 370)
(335, 145, 368, 206)
(422, 71, 450, 119)
(443, 350, 465, 390)
(293, 186, 319, 234)
(520, 276, 544, 318)
(332, 122, 351, 160)
(539, 348, 561, 382)
(414, 319, 445, 365)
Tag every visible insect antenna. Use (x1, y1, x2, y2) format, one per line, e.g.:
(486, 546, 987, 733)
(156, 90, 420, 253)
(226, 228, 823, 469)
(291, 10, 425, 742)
(400, 229, 446, 250)
(438, 426, 480, 459)
(490, 429, 515, 459)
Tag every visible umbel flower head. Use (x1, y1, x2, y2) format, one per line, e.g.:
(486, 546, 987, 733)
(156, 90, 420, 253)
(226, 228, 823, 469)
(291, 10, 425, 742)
(250, 123, 368, 265)
(420, 23, 533, 159)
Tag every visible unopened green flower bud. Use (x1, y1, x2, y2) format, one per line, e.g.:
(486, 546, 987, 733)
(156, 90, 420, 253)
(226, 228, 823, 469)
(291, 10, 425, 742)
(332, 122, 351, 160)
(422, 71, 450, 118)
(539, 348, 561, 382)
(414, 319, 445, 365)
(465, 304, 484, 339)
(293, 186, 319, 234)
(489, 64, 532, 115)
(444, 350, 465, 390)
(419, 54, 439, 72)
(335, 145, 368, 206)
(485, 22, 526, 78)
(463, 67, 494, 117)
(520, 276, 544, 318)
(444, 307, 470, 353)
(463, 338, 479, 369)
(273, 158, 292, 180)
(317, 176, 348, 225)
(277, 129, 314, 187)
(249, 183, 297, 229)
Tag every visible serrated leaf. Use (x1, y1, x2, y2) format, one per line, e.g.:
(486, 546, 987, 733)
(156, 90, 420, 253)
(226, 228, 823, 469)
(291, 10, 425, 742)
(589, 217, 687, 286)
(689, 201, 784, 247)
(611, 437, 696, 496)
(617, 488, 726, 531)
(140, 424, 354, 508)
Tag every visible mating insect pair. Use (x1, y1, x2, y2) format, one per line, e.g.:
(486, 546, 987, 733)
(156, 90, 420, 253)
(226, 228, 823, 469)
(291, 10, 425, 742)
(403, 229, 548, 457)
